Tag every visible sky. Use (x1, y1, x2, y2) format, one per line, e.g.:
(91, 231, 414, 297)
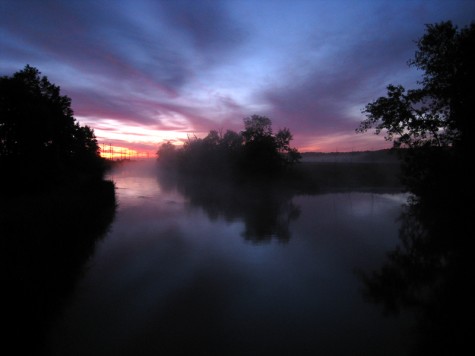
(1, 0, 474, 155)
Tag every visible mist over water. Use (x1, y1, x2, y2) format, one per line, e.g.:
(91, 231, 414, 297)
(46, 160, 415, 355)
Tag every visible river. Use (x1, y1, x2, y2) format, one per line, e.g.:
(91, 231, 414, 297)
(46, 160, 415, 355)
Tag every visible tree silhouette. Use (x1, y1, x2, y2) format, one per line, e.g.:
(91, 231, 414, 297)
(1, 67, 117, 354)
(242, 114, 273, 143)
(156, 141, 178, 168)
(356, 21, 474, 198)
(358, 21, 474, 355)
(357, 21, 474, 152)
(157, 115, 301, 177)
(0, 65, 105, 189)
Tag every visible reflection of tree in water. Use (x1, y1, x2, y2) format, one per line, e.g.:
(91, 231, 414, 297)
(240, 195, 300, 243)
(357, 21, 474, 355)
(0, 181, 116, 355)
(158, 172, 300, 243)
(360, 157, 471, 355)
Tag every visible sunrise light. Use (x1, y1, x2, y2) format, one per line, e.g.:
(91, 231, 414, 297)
(99, 144, 152, 160)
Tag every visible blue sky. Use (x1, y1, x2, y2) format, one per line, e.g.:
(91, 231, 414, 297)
(1, 0, 474, 153)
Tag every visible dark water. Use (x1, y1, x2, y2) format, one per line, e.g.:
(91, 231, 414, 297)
(46, 161, 415, 355)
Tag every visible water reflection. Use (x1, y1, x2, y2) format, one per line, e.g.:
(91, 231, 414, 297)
(360, 189, 470, 355)
(45, 161, 415, 355)
(158, 170, 301, 242)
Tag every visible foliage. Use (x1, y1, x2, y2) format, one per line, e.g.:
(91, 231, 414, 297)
(157, 115, 301, 177)
(0, 65, 106, 188)
(358, 21, 474, 354)
(242, 114, 273, 143)
(1, 66, 117, 352)
(357, 21, 475, 151)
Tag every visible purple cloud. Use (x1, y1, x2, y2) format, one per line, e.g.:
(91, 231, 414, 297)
(1, 0, 474, 153)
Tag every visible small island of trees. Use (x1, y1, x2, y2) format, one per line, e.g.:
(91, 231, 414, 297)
(157, 114, 301, 178)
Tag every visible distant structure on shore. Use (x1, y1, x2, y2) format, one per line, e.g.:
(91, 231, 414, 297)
(100, 143, 151, 161)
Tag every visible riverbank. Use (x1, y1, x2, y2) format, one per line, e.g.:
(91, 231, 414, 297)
(1, 178, 116, 355)
(291, 160, 403, 193)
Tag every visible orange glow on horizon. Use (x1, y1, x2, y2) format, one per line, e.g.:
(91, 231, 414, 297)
(96, 129, 392, 161)
(99, 144, 153, 160)
(98, 136, 391, 160)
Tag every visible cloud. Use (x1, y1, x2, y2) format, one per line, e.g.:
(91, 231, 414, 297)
(155, 0, 245, 60)
(257, 2, 473, 149)
(2, 0, 474, 153)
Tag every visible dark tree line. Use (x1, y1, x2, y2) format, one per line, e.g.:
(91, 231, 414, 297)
(358, 21, 474, 355)
(1, 66, 117, 354)
(357, 21, 474, 198)
(0, 65, 106, 190)
(358, 21, 474, 152)
(157, 114, 301, 177)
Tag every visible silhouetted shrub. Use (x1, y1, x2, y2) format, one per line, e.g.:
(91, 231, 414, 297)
(157, 115, 301, 178)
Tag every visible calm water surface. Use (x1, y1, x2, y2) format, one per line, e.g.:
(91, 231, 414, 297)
(47, 161, 415, 355)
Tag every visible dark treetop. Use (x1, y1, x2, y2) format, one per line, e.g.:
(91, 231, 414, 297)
(357, 21, 474, 355)
(157, 114, 301, 178)
(357, 21, 474, 153)
(0, 65, 106, 191)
